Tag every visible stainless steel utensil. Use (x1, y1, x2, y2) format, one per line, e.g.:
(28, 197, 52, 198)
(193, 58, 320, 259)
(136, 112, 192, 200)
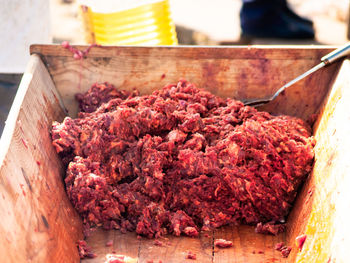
(243, 42, 350, 107)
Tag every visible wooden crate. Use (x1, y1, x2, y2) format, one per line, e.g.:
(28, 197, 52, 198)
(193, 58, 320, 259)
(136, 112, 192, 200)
(0, 45, 349, 263)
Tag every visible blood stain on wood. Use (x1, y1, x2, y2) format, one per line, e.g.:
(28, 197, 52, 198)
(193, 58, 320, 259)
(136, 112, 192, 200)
(41, 215, 50, 229)
(21, 168, 32, 191)
(21, 138, 28, 149)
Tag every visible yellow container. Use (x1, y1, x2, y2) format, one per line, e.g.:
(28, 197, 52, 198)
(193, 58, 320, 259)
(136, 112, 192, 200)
(80, 0, 178, 45)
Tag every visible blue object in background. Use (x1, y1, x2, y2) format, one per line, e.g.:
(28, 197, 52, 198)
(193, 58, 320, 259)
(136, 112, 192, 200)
(240, 0, 315, 39)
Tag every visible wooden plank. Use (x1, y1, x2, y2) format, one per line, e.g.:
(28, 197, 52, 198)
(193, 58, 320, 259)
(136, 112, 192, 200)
(30, 45, 338, 121)
(213, 225, 286, 263)
(111, 231, 140, 262)
(286, 59, 350, 263)
(0, 54, 83, 263)
(84, 229, 213, 263)
(82, 228, 214, 263)
(84, 225, 288, 263)
(30, 44, 337, 60)
(82, 229, 115, 263)
(138, 231, 213, 263)
(83, 229, 140, 263)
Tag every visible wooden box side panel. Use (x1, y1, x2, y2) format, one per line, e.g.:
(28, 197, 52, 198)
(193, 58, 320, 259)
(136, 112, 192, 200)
(22, 45, 345, 263)
(0, 55, 83, 263)
(286, 59, 350, 263)
(30, 45, 339, 121)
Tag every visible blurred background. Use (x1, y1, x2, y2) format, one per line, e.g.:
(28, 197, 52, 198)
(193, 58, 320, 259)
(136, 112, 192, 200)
(52, 0, 349, 45)
(0, 0, 350, 134)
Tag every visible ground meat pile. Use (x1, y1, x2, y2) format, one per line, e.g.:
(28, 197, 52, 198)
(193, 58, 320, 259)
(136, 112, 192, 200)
(52, 80, 315, 238)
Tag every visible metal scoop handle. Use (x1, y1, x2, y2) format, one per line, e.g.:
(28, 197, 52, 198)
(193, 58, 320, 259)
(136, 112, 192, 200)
(244, 42, 350, 107)
(322, 42, 350, 64)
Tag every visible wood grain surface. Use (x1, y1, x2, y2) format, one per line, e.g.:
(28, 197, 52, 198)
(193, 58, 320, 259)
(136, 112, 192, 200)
(213, 226, 286, 263)
(30, 45, 339, 120)
(0, 55, 83, 263)
(286, 59, 350, 263)
(83, 225, 287, 263)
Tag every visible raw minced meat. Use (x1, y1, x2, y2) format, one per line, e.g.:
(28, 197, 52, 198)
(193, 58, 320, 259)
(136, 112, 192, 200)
(185, 251, 197, 259)
(214, 239, 233, 248)
(255, 221, 286, 235)
(77, 240, 96, 259)
(274, 242, 285, 251)
(106, 240, 113, 247)
(295, 234, 307, 250)
(105, 254, 137, 263)
(52, 80, 315, 239)
(281, 246, 292, 258)
(274, 242, 292, 258)
(153, 240, 164, 246)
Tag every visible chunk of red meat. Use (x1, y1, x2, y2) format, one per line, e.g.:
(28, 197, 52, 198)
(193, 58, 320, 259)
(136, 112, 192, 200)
(214, 239, 233, 248)
(255, 221, 286, 235)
